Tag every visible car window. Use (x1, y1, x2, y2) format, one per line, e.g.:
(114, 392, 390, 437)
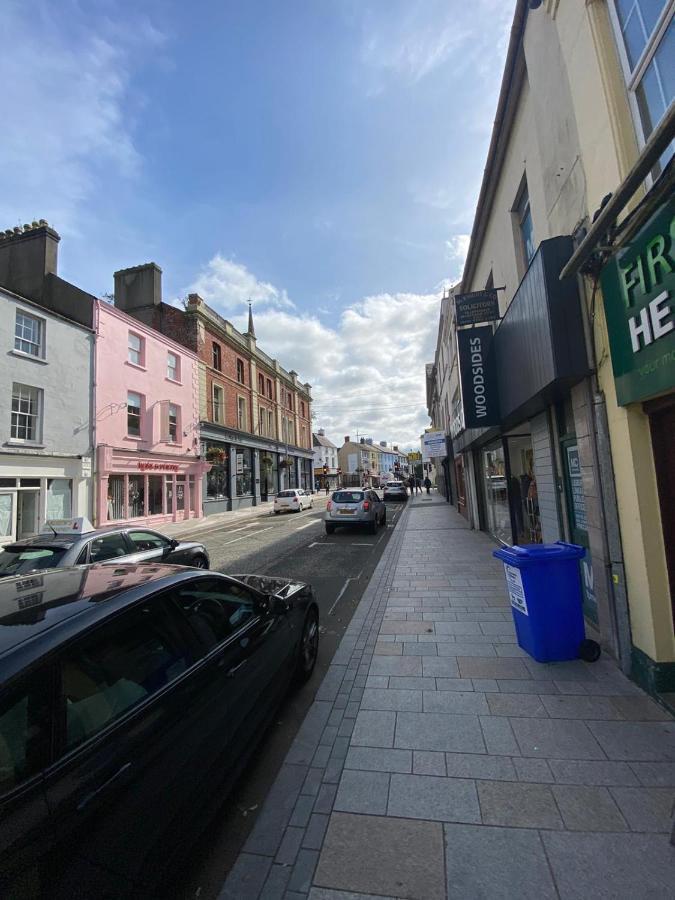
(0, 547, 68, 576)
(59, 599, 193, 750)
(88, 533, 129, 563)
(76, 545, 89, 565)
(170, 577, 257, 650)
(0, 671, 50, 793)
(278, 491, 296, 498)
(127, 531, 170, 552)
(333, 491, 363, 503)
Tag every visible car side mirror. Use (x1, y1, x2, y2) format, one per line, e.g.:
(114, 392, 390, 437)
(169, 539, 179, 550)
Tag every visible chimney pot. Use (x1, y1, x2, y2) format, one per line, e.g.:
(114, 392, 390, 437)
(0, 220, 60, 301)
(344, 436, 350, 444)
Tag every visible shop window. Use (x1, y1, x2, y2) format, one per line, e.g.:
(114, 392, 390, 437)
(107, 475, 125, 521)
(610, 1, 674, 172)
(176, 475, 186, 511)
(15, 310, 44, 358)
(128, 332, 144, 367)
(236, 359, 245, 384)
(11, 383, 42, 443)
(212, 341, 222, 371)
(236, 449, 252, 496)
(128, 474, 144, 518)
(148, 475, 163, 516)
(127, 392, 142, 437)
(288, 459, 298, 489)
(47, 479, 71, 520)
(212, 384, 224, 424)
(167, 352, 180, 382)
(165, 476, 174, 514)
(482, 444, 511, 545)
(237, 397, 247, 431)
(206, 453, 229, 500)
(0, 494, 14, 538)
(507, 435, 541, 545)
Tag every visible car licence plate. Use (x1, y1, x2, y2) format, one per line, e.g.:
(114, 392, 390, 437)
(339, 509, 356, 515)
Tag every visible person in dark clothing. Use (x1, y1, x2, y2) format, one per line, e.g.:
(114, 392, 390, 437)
(415, 478, 422, 494)
(408, 476, 415, 496)
(423, 476, 432, 494)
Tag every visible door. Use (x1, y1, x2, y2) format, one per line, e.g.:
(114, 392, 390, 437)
(0, 492, 16, 545)
(42, 595, 210, 896)
(648, 399, 675, 628)
(17, 491, 39, 540)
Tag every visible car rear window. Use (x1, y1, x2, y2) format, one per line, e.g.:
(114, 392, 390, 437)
(332, 491, 364, 503)
(278, 491, 297, 498)
(0, 547, 68, 576)
(386, 482, 403, 487)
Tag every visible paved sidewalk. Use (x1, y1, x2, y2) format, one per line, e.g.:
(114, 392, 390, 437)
(220, 492, 675, 900)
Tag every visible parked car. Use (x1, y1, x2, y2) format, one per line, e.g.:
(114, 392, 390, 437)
(383, 480, 408, 501)
(325, 489, 386, 534)
(0, 564, 319, 897)
(274, 489, 314, 514)
(0, 519, 210, 577)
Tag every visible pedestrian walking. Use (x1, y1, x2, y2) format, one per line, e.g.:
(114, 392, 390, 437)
(325, 482, 330, 495)
(415, 478, 421, 495)
(408, 476, 415, 496)
(424, 476, 432, 495)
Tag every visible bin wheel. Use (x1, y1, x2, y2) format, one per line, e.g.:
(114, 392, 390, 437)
(579, 639, 601, 662)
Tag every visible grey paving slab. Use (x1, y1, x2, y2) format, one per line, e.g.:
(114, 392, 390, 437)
(511, 717, 606, 759)
(434, 621, 483, 634)
(290, 795, 317, 828)
(395, 712, 486, 752)
(457, 657, 530, 679)
(413, 750, 447, 776)
(286, 702, 334, 765)
(360, 687, 424, 712)
(374, 642, 402, 655)
(387, 773, 481, 823)
(495, 678, 561, 694)
(477, 780, 563, 829)
(421, 657, 461, 677)
(303, 813, 330, 851)
(549, 759, 639, 786)
(314, 784, 338, 815)
(423, 690, 490, 715)
(444, 823, 558, 900)
(630, 761, 675, 786)
(540, 694, 623, 720)
(244, 764, 308, 857)
(479, 716, 520, 756)
(369, 655, 423, 677)
(218, 853, 272, 900)
(512, 757, 554, 782)
(588, 720, 675, 761)
(542, 831, 675, 899)
(309, 890, 395, 900)
(486, 692, 548, 718)
(334, 769, 390, 816)
(302, 767, 324, 798)
(609, 695, 674, 721)
(345, 746, 412, 774)
(259, 863, 292, 899)
(402, 642, 438, 655)
(436, 677, 480, 691)
(380, 620, 434, 634)
(445, 752, 517, 781)
(523, 659, 596, 681)
(471, 678, 499, 692)
(314, 812, 446, 900)
(275, 826, 305, 865)
(437, 642, 498, 657)
(388, 675, 437, 691)
(365, 675, 389, 688)
(552, 784, 628, 831)
(351, 710, 396, 748)
(609, 786, 675, 832)
(287, 848, 319, 894)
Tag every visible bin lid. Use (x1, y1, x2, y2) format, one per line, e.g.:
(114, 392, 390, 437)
(493, 541, 585, 566)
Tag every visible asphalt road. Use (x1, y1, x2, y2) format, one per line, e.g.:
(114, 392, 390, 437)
(173, 494, 407, 900)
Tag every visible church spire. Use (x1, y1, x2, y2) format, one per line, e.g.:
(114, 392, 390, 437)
(246, 299, 256, 338)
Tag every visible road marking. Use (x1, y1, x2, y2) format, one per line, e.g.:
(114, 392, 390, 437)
(351, 543, 374, 547)
(376, 532, 385, 545)
(309, 542, 332, 548)
(296, 520, 321, 531)
(329, 579, 351, 615)
(221, 527, 273, 546)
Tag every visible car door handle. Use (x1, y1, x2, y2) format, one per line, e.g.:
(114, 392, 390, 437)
(77, 762, 132, 812)
(225, 659, 248, 678)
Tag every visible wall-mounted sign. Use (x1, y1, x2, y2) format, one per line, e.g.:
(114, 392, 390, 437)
(236, 453, 244, 474)
(600, 196, 674, 405)
(455, 289, 500, 326)
(458, 326, 499, 428)
(138, 462, 180, 472)
(566, 445, 588, 531)
(421, 431, 446, 460)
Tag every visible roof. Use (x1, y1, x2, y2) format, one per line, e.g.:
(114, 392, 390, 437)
(313, 432, 337, 449)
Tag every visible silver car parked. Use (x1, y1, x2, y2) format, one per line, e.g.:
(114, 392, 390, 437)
(325, 489, 386, 535)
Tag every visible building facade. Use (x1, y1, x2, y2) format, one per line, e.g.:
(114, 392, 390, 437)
(113, 266, 314, 514)
(94, 300, 208, 527)
(313, 429, 339, 489)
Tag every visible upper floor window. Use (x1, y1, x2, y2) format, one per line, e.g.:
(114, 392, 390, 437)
(212, 341, 222, 371)
(127, 391, 142, 437)
(128, 332, 144, 367)
(287, 391, 293, 410)
(212, 384, 224, 424)
(258, 373, 264, 394)
(167, 352, 180, 381)
(266, 378, 273, 399)
(268, 410, 275, 437)
(300, 400, 306, 417)
(236, 359, 245, 384)
(11, 383, 42, 442)
(237, 396, 247, 431)
(610, 1, 674, 170)
(168, 404, 179, 442)
(15, 310, 44, 358)
(259, 406, 266, 436)
(515, 183, 535, 268)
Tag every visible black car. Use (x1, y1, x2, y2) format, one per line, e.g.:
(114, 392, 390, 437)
(0, 564, 318, 897)
(0, 524, 210, 577)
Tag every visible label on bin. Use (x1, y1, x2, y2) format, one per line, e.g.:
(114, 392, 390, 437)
(504, 564, 528, 616)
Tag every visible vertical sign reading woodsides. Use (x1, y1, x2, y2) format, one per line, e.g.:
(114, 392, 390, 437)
(457, 325, 499, 427)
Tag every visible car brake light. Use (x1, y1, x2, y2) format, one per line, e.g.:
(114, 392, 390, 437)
(363, 500, 370, 511)
(327, 501, 332, 511)
(293, 496, 299, 502)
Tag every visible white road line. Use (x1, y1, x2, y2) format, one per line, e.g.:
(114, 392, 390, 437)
(222, 527, 273, 546)
(351, 543, 374, 547)
(296, 520, 321, 531)
(309, 542, 332, 548)
(329, 579, 351, 616)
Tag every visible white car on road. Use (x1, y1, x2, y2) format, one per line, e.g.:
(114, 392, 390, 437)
(274, 489, 314, 514)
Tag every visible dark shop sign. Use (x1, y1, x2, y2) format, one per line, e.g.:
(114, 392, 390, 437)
(454, 289, 500, 326)
(458, 325, 499, 428)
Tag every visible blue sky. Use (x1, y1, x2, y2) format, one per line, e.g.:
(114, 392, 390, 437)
(2, 0, 514, 447)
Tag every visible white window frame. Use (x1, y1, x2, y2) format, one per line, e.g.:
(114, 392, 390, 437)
(237, 396, 247, 431)
(259, 406, 266, 436)
(14, 309, 45, 359)
(168, 403, 179, 443)
(608, 1, 674, 153)
(212, 383, 224, 424)
(167, 351, 180, 382)
(10, 383, 42, 443)
(128, 332, 144, 367)
(268, 410, 274, 437)
(127, 391, 142, 437)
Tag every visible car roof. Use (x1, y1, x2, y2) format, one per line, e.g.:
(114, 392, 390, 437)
(0, 564, 211, 680)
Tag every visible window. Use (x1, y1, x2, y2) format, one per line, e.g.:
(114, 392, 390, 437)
(15, 310, 43, 357)
(0, 546, 69, 576)
(268, 410, 274, 438)
(88, 532, 130, 563)
(300, 401, 305, 417)
(128, 474, 144, 517)
(266, 378, 273, 399)
(59, 599, 192, 749)
(47, 478, 71, 520)
(167, 352, 180, 381)
(171, 577, 256, 648)
(212, 341, 222, 371)
(127, 392, 142, 437)
(516, 185, 535, 266)
(148, 475, 163, 515)
(206, 452, 229, 500)
(258, 373, 264, 394)
(168, 403, 178, 442)
(107, 474, 124, 520)
(259, 407, 266, 436)
(128, 332, 143, 366)
(11, 383, 41, 442)
(212, 384, 224, 424)
(236, 448, 253, 495)
(0, 671, 50, 792)
(611, 1, 674, 168)
(236, 359, 245, 384)
(127, 530, 170, 552)
(237, 396, 247, 431)
(287, 391, 293, 410)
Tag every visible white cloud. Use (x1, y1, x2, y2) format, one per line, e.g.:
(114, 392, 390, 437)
(200, 259, 439, 447)
(189, 255, 295, 312)
(445, 234, 471, 281)
(0, 2, 164, 235)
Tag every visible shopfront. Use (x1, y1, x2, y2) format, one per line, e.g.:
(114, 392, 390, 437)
(96, 445, 208, 528)
(0, 454, 92, 545)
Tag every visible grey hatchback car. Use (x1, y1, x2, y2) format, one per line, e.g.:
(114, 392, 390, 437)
(325, 489, 386, 535)
(0, 521, 210, 577)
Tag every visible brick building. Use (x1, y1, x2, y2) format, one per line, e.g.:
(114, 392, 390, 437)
(113, 264, 313, 513)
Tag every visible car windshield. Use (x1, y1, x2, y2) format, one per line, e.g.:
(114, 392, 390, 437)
(278, 491, 297, 498)
(0, 547, 68, 576)
(332, 491, 364, 503)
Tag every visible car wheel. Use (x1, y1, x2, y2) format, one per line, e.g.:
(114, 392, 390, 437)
(193, 555, 209, 569)
(381, 509, 387, 525)
(274, 510, 280, 515)
(295, 606, 319, 683)
(325, 523, 335, 534)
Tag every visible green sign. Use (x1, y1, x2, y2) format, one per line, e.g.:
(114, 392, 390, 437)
(600, 196, 675, 405)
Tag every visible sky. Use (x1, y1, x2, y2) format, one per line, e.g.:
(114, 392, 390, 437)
(2, 0, 515, 449)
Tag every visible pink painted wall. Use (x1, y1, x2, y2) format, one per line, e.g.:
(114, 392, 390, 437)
(94, 301, 200, 455)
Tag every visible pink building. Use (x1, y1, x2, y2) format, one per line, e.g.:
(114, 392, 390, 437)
(94, 300, 209, 527)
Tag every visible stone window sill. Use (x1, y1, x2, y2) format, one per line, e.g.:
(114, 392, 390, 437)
(10, 349, 48, 365)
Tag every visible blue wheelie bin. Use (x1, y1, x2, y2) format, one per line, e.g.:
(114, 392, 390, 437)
(493, 542, 596, 663)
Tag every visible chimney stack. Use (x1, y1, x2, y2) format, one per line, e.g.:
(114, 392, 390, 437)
(114, 263, 162, 315)
(344, 436, 350, 444)
(0, 220, 59, 302)
(318, 428, 325, 436)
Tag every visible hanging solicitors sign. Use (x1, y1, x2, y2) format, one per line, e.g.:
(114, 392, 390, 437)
(458, 326, 499, 428)
(454, 289, 500, 326)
